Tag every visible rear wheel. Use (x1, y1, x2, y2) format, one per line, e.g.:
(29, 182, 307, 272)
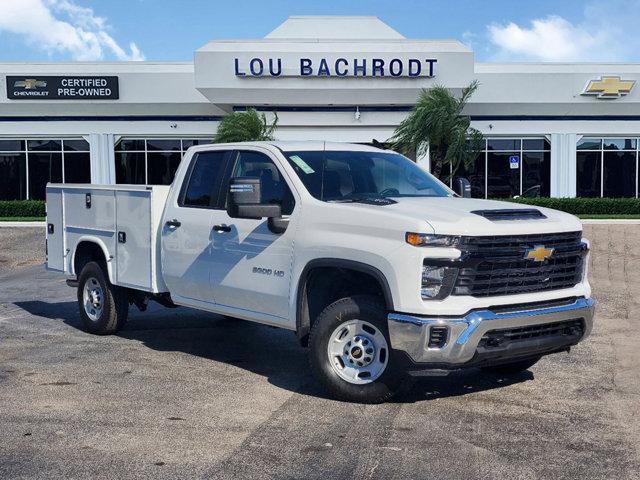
(308, 295, 404, 403)
(481, 357, 541, 375)
(77, 261, 128, 334)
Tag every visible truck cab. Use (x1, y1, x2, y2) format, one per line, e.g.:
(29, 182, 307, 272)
(46, 141, 594, 403)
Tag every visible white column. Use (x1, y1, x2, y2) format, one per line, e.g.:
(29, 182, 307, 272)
(550, 133, 578, 198)
(87, 133, 116, 184)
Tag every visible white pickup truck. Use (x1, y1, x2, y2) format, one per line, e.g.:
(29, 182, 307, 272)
(46, 142, 594, 403)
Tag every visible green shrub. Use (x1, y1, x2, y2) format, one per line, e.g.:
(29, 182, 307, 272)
(0, 200, 46, 218)
(498, 197, 640, 215)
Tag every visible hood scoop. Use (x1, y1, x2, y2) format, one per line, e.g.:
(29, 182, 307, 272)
(471, 208, 547, 221)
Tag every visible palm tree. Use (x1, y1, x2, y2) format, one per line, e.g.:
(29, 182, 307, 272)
(389, 80, 484, 180)
(213, 108, 278, 143)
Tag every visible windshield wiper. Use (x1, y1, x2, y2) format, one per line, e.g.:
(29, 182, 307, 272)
(327, 194, 397, 205)
(327, 193, 380, 203)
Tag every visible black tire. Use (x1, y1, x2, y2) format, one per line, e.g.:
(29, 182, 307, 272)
(77, 261, 128, 335)
(308, 295, 404, 404)
(481, 357, 541, 375)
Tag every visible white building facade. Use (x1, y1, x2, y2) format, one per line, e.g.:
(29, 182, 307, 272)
(1, 16, 640, 200)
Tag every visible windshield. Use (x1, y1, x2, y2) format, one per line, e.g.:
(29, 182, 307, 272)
(284, 150, 452, 202)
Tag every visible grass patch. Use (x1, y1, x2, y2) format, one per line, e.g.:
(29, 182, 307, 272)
(0, 217, 45, 222)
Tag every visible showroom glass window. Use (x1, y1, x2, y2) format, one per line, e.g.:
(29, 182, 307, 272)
(577, 138, 637, 197)
(0, 138, 90, 200)
(115, 138, 213, 185)
(431, 137, 551, 198)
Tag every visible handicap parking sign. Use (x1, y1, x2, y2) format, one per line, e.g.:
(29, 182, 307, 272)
(509, 155, 520, 169)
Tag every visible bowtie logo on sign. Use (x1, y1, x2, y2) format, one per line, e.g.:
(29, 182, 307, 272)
(14, 79, 47, 90)
(582, 76, 635, 99)
(234, 58, 437, 78)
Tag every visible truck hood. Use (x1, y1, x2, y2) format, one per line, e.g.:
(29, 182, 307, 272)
(371, 197, 582, 236)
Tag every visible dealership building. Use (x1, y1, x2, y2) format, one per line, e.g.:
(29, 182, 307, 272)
(1, 15, 640, 201)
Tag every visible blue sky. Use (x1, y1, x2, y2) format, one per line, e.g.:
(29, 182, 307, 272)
(1, 0, 639, 62)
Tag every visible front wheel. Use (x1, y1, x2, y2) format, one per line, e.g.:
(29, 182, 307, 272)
(308, 295, 405, 403)
(77, 261, 129, 335)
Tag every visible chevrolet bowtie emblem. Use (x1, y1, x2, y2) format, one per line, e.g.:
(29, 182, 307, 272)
(525, 245, 554, 262)
(14, 79, 47, 89)
(583, 76, 635, 99)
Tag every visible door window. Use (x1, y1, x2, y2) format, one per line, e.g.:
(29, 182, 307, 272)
(231, 151, 295, 215)
(180, 150, 229, 208)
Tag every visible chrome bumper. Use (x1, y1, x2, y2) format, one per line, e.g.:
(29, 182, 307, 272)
(388, 297, 595, 366)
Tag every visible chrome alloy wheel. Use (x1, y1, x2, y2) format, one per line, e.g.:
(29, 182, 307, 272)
(327, 319, 389, 385)
(82, 277, 104, 321)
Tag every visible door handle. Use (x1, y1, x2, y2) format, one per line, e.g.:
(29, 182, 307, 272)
(213, 224, 231, 233)
(165, 219, 181, 228)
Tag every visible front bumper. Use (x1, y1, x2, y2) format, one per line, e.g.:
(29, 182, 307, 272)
(388, 297, 594, 369)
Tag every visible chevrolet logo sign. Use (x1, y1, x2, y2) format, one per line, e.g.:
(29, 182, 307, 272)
(583, 76, 635, 99)
(14, 79, 47, 89)
(525, 245, 554, 262)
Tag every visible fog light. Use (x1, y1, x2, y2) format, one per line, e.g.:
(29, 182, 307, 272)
(428, 326, 449, 348)
(421, 265, 446, 299)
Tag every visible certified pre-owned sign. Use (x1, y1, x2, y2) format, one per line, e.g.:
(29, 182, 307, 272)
(6, 76, 119, 100)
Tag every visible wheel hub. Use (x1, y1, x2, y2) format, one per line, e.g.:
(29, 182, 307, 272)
(83, 277, 104, 321)
(89, 289, 102, 307)
(327, 319, 389, 385)
(345, 335, 376, 367)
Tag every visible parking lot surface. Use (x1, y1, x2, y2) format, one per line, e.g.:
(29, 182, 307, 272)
(0, 225, 639, 479)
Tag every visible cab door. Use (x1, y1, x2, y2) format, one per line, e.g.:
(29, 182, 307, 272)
(161, 149, 231, 306)
(208, 149, 298, 319)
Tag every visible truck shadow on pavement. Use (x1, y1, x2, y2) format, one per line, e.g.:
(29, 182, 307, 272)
(15, 300, 534, 403)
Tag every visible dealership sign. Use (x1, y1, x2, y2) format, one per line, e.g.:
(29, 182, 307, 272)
(234, 57, 437, 78)
(6, 76, 119, 100)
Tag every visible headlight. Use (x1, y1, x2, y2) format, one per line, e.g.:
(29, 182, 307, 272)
(581, 238, 590, 282)
(406, 233, 460, 247)
(421, 265, 446, 299)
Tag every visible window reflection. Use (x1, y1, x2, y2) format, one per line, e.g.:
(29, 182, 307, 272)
(0, 153, 27, 200)
(576, 152, 600, 197)
(0, 138, 90, 200)
(576, 137, 638, 197)
(430, 138, 551, 198)
(114, 138, 212, 185)
(603, 151, 635, 197)
(487, 152, 519, 198)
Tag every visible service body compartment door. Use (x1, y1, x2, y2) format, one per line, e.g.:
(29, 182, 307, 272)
(115, 190, 152, 290)
(63, 188, 117, 277)
(45, 186, 64, 271)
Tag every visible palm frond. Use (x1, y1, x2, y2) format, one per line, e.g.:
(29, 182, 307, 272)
(388, 81, 483, 176)
(213, 108, 278, 143)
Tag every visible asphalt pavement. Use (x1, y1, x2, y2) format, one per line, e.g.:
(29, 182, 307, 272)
(0, 225, 638, 479)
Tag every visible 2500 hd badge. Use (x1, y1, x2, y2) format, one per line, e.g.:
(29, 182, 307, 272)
(253, 266, 285, 277)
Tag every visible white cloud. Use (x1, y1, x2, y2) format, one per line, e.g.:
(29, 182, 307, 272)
(488, 16, 602, 61)
(486, 1, 640, 62)
(0, 0, 145, 61)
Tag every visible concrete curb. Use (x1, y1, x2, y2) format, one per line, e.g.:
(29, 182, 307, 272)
(581, 219, 640, 224)
(0, 222, 46, 228)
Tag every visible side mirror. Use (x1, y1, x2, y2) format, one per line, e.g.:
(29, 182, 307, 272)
(227, 176, 282, 220)
(453, 177, 472, 198)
